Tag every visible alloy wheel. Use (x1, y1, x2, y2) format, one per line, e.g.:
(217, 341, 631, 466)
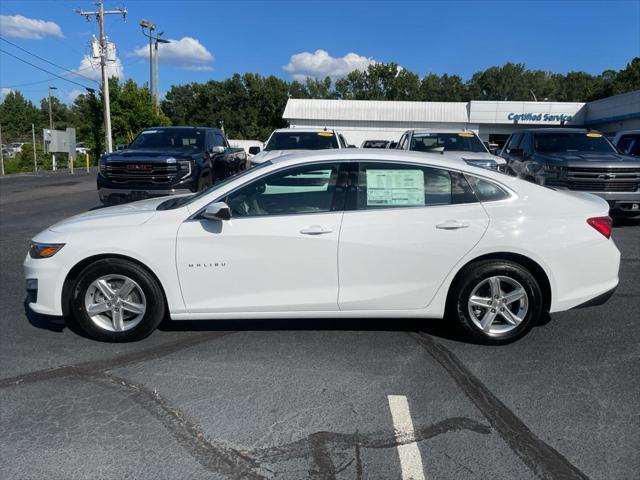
(467, 275, 529, 335)
(84, 274, 147, 332)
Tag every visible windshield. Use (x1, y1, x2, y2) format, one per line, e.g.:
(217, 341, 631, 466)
(156, 161, 273, 210)
(265, 131, 339, 151)
(363, 141, 389, 148)
(534, 132, 616, 153)
(410, 133, 487, 153)
(129, 128, 205, 150)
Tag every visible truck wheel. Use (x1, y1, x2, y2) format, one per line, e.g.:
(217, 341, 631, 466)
(69, 258, 166, 342)
(449, 260, 542, 345)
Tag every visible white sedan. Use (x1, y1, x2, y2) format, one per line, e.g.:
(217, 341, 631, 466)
(24, 150, 620, 344)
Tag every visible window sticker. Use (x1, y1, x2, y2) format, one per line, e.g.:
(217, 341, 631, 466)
(317, 131, 334, 137)
(366, 169, 425, 206)
(586, 132, 603, 138)
(458, 132, 475, 137)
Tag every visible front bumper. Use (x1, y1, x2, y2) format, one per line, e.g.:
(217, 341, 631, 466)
(98, 187, 192, 204)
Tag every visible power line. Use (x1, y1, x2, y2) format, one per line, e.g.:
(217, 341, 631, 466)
(0, 36, 98, 84)
(0, 48, 95, 92)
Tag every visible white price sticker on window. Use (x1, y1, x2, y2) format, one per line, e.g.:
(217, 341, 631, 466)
(366, 169, 425, 206)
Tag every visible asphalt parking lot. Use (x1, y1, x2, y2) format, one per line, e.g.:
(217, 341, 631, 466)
(1, 171, 638, 480)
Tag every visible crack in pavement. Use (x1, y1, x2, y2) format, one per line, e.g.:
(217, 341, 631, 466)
(87, 371, 491, 480)
(411, 332, 590, 480)
(0, 332, 233, 388)
(2, 329, 491, 479)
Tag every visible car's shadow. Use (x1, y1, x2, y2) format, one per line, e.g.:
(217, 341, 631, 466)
(25, 298, 555, 345)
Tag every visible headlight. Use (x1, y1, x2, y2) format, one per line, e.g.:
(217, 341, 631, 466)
(99, 158, 107, 174)
(29, 242, 65, 259)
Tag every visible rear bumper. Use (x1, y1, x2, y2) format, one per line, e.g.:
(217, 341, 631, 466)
(571, 285, 617, 309)
(98, 187, 192, 204)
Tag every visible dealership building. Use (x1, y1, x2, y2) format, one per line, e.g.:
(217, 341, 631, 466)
(282, 90, 640, 147)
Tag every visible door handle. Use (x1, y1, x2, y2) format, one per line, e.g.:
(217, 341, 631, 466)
(436, 220, 470, 230)
(300, 225, 333, 235)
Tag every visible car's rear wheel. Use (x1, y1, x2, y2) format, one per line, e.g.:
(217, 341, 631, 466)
(450, 260, 543, 344)
(70, 258, 165, 342)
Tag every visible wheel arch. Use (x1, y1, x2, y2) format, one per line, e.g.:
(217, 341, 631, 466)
(61, 253, 168, 317)
(445, 252, 552, 313)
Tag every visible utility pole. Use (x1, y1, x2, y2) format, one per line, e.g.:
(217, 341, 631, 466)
(0, 123, 4, 176)
(141, 21, 169, 111)
(76, 1, 127, 154)
(48, 84, 57, 170)
(32, 124, 37, 172)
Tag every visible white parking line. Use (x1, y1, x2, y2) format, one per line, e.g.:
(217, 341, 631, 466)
(387, 394, 426, 480)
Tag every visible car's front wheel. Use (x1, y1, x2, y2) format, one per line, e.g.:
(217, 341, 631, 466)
(69, 258, 166, 342)
(450, 260, 543, 344)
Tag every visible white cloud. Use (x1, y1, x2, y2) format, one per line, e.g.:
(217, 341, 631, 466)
(0, 14, 63, 40)
(65, 89, 84, 103)
(283, 49, 377, 81)
(0, 87, 14, 99)
(75, 55, 124, 81)
(130, 37, 213, 71)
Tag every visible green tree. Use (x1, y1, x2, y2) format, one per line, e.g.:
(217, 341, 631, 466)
(0, 90, 39, 140)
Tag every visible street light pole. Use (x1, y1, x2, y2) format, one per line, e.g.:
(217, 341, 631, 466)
(48, 84, 57, 170)
(140, 19, 156, 102)
(154, 33, 170, 111)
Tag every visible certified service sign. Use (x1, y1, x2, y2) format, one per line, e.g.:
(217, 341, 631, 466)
(508, 112, 573, 123)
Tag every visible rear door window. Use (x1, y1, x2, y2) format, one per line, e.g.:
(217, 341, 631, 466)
(356, 162, 476, 209)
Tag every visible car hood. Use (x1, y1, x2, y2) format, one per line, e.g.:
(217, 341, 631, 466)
(539, 152, 640, 168)
(104, 148, 197, 162)
(48, 196, 171, 233)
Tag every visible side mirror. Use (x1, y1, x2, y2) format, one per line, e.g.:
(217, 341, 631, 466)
(116, 144, 125, 151)
(201, 202, 231, 221)
(248, 146, 261, 155)
(211, 146, 226, 154)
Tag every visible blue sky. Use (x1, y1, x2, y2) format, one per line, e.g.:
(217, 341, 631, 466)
(1, 0, 639, 104)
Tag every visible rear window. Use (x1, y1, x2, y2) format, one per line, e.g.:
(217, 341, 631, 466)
(265, 131, 339, 151)
(465, 176, 510, 202)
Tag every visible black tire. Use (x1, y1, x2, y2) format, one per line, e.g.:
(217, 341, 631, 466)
(69, 258, 166, 342)
(448, 260, 543, 345)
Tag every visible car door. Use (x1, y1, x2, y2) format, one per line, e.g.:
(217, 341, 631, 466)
(338, 161, 489, 311)
(176, 161, 348, 313)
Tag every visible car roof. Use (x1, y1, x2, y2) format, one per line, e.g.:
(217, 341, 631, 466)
(266, 148, 475, 169)
(142, 126, 219, 131)
(409, 129, 478, 135)
(273, 127, 339, 133)
(516, 127, 596, 134)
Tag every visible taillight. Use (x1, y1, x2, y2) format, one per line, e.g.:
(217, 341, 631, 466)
(587, 216, 613, 239)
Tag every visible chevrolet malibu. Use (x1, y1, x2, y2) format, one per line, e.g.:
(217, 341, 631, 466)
(24, 150, 620, 344)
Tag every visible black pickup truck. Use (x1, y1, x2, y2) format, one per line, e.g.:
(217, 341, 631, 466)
(98, 127, 247, 204)
(500, 128, 640, 218)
